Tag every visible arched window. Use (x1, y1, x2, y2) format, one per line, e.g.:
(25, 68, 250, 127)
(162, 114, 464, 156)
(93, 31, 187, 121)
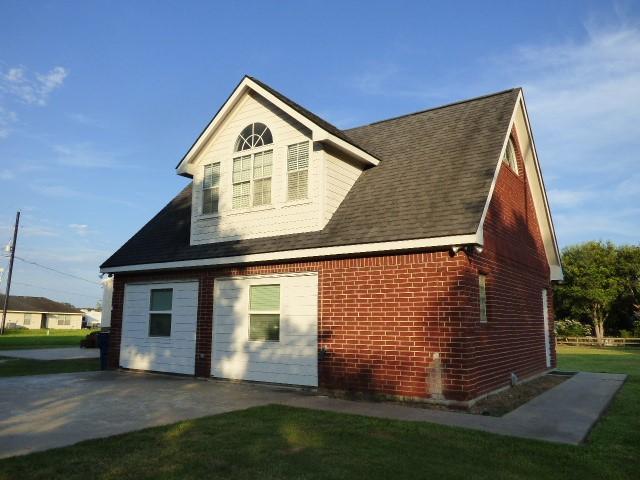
(234, 123, 273, 152)
(502, 137, 518, 174)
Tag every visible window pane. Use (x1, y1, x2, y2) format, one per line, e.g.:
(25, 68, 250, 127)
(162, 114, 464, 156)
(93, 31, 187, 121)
(232, 182, 250, 208)
(479, 275, 487, 323)
(249, 314, 280, 341)
(203, 187, 219, 214)
(204, 163, 220, 189)
(253, 178, 271, 206)
(149, 313, 172, 337)
(288, 170, 308, 201)
(150, 289, 173, 311)
(250, 284, 280, 311)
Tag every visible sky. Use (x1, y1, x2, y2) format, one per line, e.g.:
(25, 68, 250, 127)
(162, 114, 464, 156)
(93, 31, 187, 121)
(1, 0, 639, 307)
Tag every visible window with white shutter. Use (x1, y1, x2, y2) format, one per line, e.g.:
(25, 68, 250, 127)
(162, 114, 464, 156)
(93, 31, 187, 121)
(232, 155, 252, 209)
(202, 162, 220, 214)
(252, 150, 272, 206)
(287, 141, 309, 201)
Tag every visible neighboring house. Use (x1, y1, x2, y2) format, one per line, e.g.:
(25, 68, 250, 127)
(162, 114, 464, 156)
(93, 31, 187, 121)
(100, 76, 562, 405)
(0, 294, 83, 330)
(81, 309, 102, 328)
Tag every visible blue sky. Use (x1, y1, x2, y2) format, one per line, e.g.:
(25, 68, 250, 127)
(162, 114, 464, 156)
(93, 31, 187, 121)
(1, 0, 639, 307)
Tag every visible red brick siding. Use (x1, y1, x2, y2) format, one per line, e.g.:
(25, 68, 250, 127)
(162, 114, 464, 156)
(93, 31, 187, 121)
(108, 252, 477, 400)
(461, 128, 555, 398)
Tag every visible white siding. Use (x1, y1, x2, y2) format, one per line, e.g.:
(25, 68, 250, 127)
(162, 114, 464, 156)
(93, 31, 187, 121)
(323, 148, 363, 225)
(120, 281, 199, 375)
(190, 93, 322, 245)
(212, 273, 318, 386)
(45, 314, 83, 329)
(3, 312, 43, 330)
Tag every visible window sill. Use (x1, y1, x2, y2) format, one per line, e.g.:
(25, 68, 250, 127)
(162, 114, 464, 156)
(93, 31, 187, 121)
(283, 199, 312, 208)
(227, 205, 276, 216)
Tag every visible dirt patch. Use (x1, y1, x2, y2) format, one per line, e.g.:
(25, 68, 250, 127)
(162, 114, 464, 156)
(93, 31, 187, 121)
(469, 374, 569, 416)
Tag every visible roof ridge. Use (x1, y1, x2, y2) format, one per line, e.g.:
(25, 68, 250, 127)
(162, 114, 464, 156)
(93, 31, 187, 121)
(346, 87, 521, 131)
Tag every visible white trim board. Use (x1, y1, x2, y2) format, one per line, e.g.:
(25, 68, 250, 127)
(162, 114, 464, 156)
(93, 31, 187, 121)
(475, 89, 563, 281)
(100, 233, 479, 273)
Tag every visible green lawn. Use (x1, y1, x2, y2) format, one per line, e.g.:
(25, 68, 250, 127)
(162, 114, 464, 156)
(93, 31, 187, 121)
(0, 357, 100, 377)
(0, 329, 96, 350)
(0, 346, 637, 480)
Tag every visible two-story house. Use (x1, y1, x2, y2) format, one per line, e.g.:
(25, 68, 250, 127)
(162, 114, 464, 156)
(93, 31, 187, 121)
(100, 76, 562, 405)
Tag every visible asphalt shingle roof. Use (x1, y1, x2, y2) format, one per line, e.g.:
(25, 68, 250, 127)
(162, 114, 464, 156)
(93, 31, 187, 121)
(0, 294, 81, 313)
(102, 85, 520, 269)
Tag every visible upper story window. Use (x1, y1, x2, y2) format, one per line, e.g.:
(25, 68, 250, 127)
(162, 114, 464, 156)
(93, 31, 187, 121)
(287, 141, 309, 201)
(502, 137, 519, 175)
(202, 162, 220, 214)
(234, 123, 273, 152)
(231, 124, 274, 209)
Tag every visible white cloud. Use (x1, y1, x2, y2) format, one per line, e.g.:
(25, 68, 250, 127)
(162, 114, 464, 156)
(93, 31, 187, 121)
(53, 143, 120, 169)
(0, 106, 17, 138)
(1, 66, 69, 106)
(69, 223, 90, 236)
(499, 25, 640, 173)
(548, 188, 594, 208)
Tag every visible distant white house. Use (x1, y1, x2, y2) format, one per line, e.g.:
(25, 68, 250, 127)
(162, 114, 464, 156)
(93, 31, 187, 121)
(0, 294, 83, 329)
(81, 309, 102, 328)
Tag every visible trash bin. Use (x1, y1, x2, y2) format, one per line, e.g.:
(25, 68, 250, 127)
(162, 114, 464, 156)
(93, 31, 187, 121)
(97, 332, 110, 370)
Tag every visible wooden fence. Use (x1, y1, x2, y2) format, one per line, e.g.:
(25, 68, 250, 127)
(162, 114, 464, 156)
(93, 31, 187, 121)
(557, 336, 640, 347)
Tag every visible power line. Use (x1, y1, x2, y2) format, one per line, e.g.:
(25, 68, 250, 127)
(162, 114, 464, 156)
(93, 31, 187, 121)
(11, 281, 99, 300)
(1, 255, 101, 286)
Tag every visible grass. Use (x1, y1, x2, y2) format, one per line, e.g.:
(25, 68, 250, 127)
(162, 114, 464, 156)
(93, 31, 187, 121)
(0, 357, 100, 377)
(0, 346, 637, 479)
(0, 329, 96, 350)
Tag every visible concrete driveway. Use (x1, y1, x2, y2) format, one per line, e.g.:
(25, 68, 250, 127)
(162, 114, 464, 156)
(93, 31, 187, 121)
(0, 371, 294, 459)
(0, 370, 626, 459)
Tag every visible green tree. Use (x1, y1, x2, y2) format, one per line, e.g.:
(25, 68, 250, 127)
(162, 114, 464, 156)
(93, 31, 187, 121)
(555, 242, 623, 345)
(617, 245, 640, 324)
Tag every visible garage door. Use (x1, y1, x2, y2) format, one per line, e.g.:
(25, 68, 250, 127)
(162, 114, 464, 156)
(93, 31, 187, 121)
(121, 281, 199, 375)
(212, 273, 318, 386)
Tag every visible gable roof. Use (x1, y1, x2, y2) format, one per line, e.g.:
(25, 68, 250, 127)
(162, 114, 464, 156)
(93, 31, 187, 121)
(0, 294, 82, 314)
(176, 76, 379, 177)
(102, 87, 523, 271)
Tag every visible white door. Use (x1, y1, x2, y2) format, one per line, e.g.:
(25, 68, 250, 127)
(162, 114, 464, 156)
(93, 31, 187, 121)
(212, 273, 318, 386)
(542, 289, 551, 368)
(120, 281, 199, 375)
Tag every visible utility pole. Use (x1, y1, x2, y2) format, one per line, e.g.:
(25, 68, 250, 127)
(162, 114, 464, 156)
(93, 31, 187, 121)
(1, 211, 20, 335)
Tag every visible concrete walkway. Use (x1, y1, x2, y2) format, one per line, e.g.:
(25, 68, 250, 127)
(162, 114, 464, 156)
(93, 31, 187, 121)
(283, 371, 627, 445)
(0, 370, 626, 459)
(0, 347, 99, 360)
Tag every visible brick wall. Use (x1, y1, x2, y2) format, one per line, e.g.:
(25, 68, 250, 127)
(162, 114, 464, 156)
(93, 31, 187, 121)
(107, 130, 554, 402)
(460, 128, 555, 399)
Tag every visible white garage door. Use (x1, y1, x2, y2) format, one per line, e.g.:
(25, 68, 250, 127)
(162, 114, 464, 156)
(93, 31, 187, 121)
(212, 273, 318, 386)
(121, 281, 199, 375)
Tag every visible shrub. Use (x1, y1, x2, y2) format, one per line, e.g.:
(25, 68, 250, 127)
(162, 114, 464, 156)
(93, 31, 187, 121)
(555, 319, 592, 337)
(633, 320, 640, 337)
(620, 329, 633, 338)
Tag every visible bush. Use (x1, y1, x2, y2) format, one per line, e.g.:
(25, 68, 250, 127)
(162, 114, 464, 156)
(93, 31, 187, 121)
(633, 320, 640, 337)
(620, 329, 633, 338)
(555, 319, 592, 337)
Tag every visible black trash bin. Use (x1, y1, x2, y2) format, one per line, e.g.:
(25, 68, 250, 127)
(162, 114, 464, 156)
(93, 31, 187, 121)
(97, 332, 110, 370)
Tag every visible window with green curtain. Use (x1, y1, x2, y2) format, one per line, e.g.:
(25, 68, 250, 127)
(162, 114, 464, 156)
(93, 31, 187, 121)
(149, 288, 173, 337)
(249, 284, 280, 341)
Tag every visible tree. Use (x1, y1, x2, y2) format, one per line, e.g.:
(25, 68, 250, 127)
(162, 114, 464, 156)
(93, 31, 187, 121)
(617, 245, 640, 324)
(555, 242, 623, 345)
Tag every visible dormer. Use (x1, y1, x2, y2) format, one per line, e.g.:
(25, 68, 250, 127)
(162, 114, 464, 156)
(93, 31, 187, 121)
(176, 76, 379, 246)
